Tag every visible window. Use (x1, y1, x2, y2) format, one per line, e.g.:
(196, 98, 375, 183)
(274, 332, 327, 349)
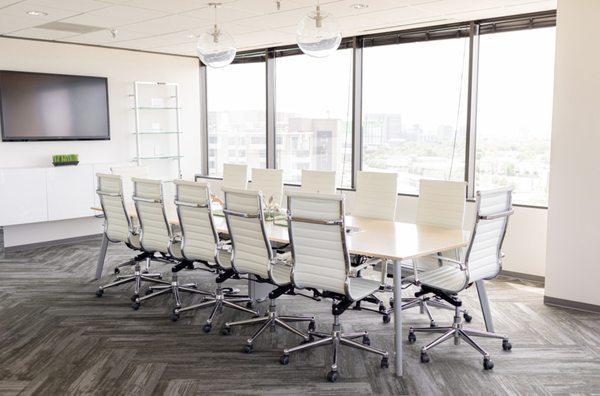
(275, 49, 353, 187)
(362, 38, 469, 194)
(476, 27, 555, 206)
(206, 61, 266, 176)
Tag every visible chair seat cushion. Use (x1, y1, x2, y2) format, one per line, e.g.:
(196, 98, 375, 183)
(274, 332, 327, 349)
(404, 265, 467, 294)
(347, 277, 381, 301)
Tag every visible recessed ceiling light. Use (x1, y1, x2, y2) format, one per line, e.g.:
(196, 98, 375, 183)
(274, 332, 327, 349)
(351, 3, 369, 9)
(26, 10, 48, 16)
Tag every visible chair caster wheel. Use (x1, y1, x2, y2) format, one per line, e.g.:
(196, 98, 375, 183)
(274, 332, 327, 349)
(280, 354, 290, 365)
(362, 335, 371, 346)
(408, 331, 416, 343)
(420, 352, 430, 363)
(132, 302, 140, 311)
(380, 357, 389, 369)
(301, 336, 314, 344)
(378, 304, 386, 313)
(243, 344, 253, 354)
(114, 268, 120, 274)
(326, 371, 338, 383)
(429, 321, 437, 328)
(382, 313, 391, 324)
(502, 339, 512, 351)
(96, 289, 103, 297)
(463, 312, 473, 323)
(390, 299, 394, 308)
(483, 357, 494, 370)
(145, 289, 153, 296)
(171, 312, 180, 322)
(308, 320, 316, 332)
(202, 324, 212, 333)
(245, 301, 254, 309)
(220, 326, 231, 336)
(130, 294, 139, 302)
(157, 275, 163, 280)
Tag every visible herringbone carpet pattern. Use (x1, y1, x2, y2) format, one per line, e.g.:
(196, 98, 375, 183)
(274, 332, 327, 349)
(0, 232, 599, 395)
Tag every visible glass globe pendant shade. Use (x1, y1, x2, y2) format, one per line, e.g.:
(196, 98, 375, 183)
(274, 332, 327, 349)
(197, 24, 237, 68)
(296, 5, 341, 58)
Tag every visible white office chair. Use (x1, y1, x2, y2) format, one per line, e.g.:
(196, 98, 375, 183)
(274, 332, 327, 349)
(399, 180, 469, 326)
(407, 187, 514, 370)
(352, 170, 398, 221)
(220, 187, 315, 353)
(300, 169, 336, 194)
(130, 178, 207, 310)
(250, 168, 284, 215)
(95, 173, 166, 298)
(280, 192, 389, 382)
(170, 180, 258, 332)
(350, 171, 398, 320)
(110, 166, 150, 205)
(222, 163, 248, 190)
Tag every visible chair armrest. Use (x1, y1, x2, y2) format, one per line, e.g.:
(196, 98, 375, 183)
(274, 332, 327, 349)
(435, 254, 467, 270)
(349, 258, 381, 277)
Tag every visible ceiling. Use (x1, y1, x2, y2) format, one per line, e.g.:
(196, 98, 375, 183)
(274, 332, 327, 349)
(0, 0, 556, 57)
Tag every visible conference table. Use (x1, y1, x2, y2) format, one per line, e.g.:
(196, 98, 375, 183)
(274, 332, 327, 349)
(93, 203, 472, 377)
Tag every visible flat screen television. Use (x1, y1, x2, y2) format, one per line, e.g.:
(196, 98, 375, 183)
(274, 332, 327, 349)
(0, 71, 110, 141)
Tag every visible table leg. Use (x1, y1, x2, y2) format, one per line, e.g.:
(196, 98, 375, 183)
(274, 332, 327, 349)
(94, 234, 109, 281)
(475, 280, 494, 333)
(393, 259, 403, 377)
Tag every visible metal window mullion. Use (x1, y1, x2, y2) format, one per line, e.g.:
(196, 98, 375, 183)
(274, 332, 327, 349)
(266, 49, 276, 169)
(465, 22, 480, 199)
(199, 61, 209, 176)
(351, 37, 363, 189)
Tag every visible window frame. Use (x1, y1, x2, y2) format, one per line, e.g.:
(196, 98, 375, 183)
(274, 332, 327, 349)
(199, 10, 556, 209)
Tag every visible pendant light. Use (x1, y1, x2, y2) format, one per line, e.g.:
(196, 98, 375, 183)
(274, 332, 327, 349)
(296, 1, 341, 58)
(196, 3, 236, 68)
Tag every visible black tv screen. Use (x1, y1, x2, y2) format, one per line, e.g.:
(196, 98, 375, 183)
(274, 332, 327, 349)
(0, 71, 110, 141)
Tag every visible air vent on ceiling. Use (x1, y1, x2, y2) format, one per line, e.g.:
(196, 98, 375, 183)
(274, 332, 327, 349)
(36, 22, 104, 34)
(362, 19, 452, 33)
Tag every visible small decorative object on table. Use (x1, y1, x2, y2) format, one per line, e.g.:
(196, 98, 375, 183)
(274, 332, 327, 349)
(264, 195, 283, 221)
(52, 154, 79, 166)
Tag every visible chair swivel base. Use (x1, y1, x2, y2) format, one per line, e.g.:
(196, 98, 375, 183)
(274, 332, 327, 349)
(171, 286, 258, 333)
(352, 296, 392, 324)
(401, 296, 471, 327)
(408, 306, 511, 370)
(96, 268, 168, 299)
(280, 316, 389, 382)
(221, 301, 315, 354)
(132, 270, 210, 310)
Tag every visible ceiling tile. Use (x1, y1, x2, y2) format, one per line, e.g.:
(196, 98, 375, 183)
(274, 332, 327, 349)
(24, 0, 110, 13)
(62, 28, 149, 45)
(124, 15, 208, 35)
(7, 27, 76, 40)
(0, 14, 43, 34)
(0, 1, 81, 20)
(60, 5, 168, 28)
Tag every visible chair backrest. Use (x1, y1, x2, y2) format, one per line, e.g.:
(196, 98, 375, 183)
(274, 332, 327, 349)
(251, 168, 284, 208)
(222, 187, 272, 279)
(416, 179, 466, 229)
(222, 163, 248, 190)
(132, 178, 172, 254)
(465, 187, 514, 283)
(353, 171, 398, 221)
(300, 169, 336, 194)
(287, 192, 349, 296)
(111, 166, 149, 203)
(174, 180, 227, 267)
(96, 173, 132, 244)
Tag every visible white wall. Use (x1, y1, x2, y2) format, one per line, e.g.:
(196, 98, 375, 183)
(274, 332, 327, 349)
(545, 0, 600, 306)
(203, 177, 548, 277)
(0, 37, 201, 179)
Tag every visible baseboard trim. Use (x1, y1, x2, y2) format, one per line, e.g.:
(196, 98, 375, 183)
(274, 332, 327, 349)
(3, 233, 103, 252)
(500, 270, 545, 284)
(544, 296, 600, 314)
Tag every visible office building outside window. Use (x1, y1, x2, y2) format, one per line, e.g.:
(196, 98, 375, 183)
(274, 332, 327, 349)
(476, 27, 555, 206)
(206, 62, 266, 176)
(275, 49, 353, 188)
(362, 38, 469, 194)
